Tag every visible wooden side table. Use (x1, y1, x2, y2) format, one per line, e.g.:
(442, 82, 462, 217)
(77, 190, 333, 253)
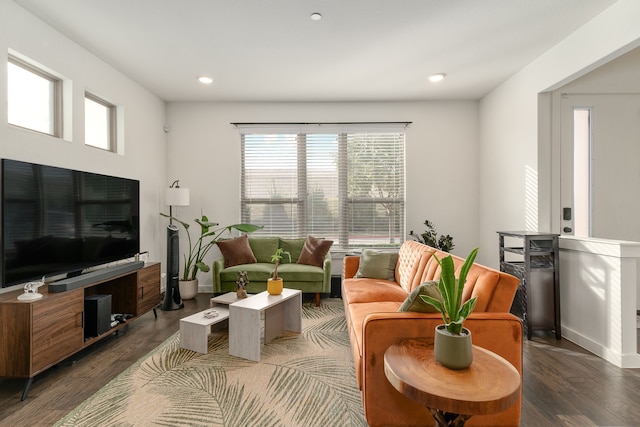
(384, 338, 520, 427)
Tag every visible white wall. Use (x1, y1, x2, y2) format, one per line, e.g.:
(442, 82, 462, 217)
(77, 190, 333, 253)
(479, 0, 640, 361)
(0, 2, 168, 292)
(478, 0, 640, 267)
(165, 101, 479, 291)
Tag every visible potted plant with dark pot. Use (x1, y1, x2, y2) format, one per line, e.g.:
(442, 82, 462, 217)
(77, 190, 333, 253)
(420, 247, 479, 369)
(267, 248, 291, 295)
(409, 219, 454, 252)
(160, 212, 263, 299)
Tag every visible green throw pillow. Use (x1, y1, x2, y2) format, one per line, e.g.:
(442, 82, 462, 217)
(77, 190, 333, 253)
(248, 237, 280, 263)
(398, 281, 443, 313)
(355, 249, 398, 281)
(278, 238, 306, 263)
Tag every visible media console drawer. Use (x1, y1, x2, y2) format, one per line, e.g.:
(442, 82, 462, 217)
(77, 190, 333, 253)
(32, 289, 84, 373)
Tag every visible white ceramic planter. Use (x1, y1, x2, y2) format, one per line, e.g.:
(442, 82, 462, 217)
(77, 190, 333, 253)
(179, 279, 198, 300)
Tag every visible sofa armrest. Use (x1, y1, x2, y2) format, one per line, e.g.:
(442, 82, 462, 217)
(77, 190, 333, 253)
(322, 253, 332, 292)
(360, 312, 522, 427)
(212, 257, 225, 293)
(343, 255, 360, 279)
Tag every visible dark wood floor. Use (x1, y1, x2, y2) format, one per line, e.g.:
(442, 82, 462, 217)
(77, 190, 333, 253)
(2, 294, 640, 427)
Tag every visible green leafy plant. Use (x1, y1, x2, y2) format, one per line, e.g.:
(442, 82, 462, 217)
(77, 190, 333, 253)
(160, 213, 263, 281)
(270, 248, 291, 280)
(420, 247, 479, 335)
(409, 219, 454, 252)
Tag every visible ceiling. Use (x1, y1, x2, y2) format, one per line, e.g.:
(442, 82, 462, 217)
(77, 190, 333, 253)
(14, 0, 617, 103)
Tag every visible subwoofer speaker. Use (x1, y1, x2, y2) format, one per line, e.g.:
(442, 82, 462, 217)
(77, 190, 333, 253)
(84, 294, 112, 338)
(161, 224, 184, 310)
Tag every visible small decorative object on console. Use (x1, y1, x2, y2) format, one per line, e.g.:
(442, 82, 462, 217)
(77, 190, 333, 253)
(236, 271, 249, 299)
(17, 276, 45, 301)
(203, 310, 219, 319)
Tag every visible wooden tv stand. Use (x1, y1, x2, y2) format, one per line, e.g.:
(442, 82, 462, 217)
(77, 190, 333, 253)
(0, 262, 161, 400)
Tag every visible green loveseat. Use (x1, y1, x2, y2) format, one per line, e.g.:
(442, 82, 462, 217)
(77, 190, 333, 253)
(212, 236, 332, 306)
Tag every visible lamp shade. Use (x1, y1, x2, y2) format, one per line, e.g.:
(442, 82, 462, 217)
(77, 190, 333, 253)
(165, 187, 190, 206)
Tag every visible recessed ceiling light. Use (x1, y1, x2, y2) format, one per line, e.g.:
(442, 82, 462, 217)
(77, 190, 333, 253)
(198, 76, 213, 84)
(310, 12, 322, 21)
(429, 73, 446, 83)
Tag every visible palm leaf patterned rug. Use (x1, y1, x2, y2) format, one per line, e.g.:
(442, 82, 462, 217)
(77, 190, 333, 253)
(54, 298, 367, 427)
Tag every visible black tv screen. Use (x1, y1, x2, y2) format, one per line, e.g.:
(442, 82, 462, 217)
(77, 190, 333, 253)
(1, 159, 140, 288)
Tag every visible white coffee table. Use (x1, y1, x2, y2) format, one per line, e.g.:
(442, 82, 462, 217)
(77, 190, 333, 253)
(229, 288, 302, 361)
(179, 306, 230, 353)
(210, 291, 243, 306)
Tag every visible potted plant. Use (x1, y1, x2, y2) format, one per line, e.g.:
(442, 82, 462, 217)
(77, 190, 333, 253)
(267, 248, 291, 295)
(420, 247, 479, 369)
(409, 219, 454, 252)
(160, 212, 262, 298)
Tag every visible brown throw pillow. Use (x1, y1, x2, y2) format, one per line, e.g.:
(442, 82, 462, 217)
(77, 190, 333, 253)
(216, 235, 257, 268)
(297, 235, 333, 267)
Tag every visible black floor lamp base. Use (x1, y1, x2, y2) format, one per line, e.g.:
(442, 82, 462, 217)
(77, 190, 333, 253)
(161, 224, 183, 311)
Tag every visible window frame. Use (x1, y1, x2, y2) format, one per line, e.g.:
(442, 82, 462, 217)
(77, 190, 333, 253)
(239, 123, 407, 250)
(7, 55, 63, 137)
(84, 91, 117, 152)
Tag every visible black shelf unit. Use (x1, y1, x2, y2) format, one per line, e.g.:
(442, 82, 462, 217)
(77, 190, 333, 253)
(498, 231, 561, 339)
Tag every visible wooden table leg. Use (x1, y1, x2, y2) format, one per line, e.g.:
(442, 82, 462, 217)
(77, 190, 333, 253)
(429, 408, 473, 427)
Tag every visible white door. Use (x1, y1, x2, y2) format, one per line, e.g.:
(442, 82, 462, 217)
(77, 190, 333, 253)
(560, 93, 640, 240)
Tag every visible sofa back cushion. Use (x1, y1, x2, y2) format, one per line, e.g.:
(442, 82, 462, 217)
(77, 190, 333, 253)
(248, 237, 280, 263)
(394, 240, 431, 293)
(416, 247, 519, 313)
(278, 238, 306, 263)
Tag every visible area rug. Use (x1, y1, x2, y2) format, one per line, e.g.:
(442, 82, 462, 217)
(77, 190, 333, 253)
(54, 298, 367, 427)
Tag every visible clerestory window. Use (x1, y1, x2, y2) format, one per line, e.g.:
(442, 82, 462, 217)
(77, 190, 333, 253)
(85, 92, 116, 151)
(7, 55, 62, 137)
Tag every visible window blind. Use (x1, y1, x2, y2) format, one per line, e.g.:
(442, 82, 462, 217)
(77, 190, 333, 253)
(239, 123, 406, 249)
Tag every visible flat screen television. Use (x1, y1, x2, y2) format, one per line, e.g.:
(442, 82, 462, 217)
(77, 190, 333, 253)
(1, 159, 140, 288)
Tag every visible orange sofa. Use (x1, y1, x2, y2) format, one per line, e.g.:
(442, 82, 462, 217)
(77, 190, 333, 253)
(342, 240, 523, 427)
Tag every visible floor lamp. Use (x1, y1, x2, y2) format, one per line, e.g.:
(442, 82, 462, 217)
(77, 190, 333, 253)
(161, 180, 189, 311)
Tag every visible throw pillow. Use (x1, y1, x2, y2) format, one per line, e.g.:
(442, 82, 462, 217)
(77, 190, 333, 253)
(355, 249, 398, 281)
(278, 238, 306, 263)
(398, 281, 443, 313)
(297, 235, 333, 267)
(248, 237, 279, 263)
(217, 235, 257, 268)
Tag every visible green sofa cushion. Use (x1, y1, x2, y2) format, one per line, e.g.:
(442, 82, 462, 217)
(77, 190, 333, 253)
(356, 249, 398, 281)
(278, 238, 306, 263)
(249, 237, 280, 263)
(220, 263, 274, 283)
(398, 281, 442, 313)
(277, 263, 324, 281)
(220, 262, 325, 283)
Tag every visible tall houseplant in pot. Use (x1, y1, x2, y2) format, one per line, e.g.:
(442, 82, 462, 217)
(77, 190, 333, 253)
(160, 213, 263, 299)
(421, 247, 479, 369)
